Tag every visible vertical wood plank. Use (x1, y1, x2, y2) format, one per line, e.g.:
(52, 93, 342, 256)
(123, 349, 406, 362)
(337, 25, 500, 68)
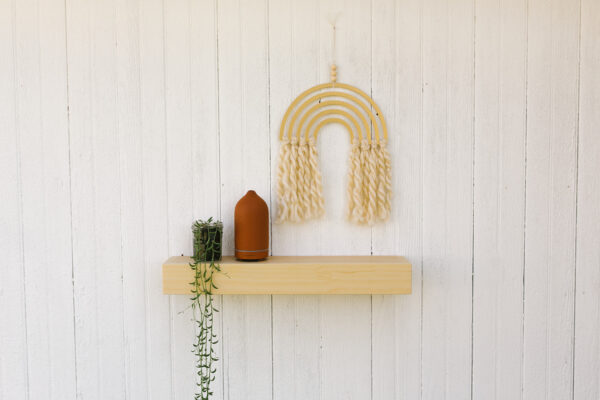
(472, 0, 527, 398)
(115, 0, 148, 398)
(421, 0, 474, 398)
(139, 0, 173, 398)
(268, 0, 322, 398)
(189, 0, 223, 397)
(314, 0, 372, 254)
(65, 0, 99, 395)
(218, 0, 272, 253)
(217, 0, 272, 398)
(16, 0, 77, 398)
(14, 2, 50, 397)
(0, 0, 28, 398)
(190, 0, 220, 221)
(66, 0, 127, 397)
(163, 0, 196, 398)
(316, 0, 372, 399)
(37, 1, 77, 397)
(522, 0, 580, 398)
(268, 0, 325, 257)
(573, 0, 600, 398)
(371, 0, 423, 398)
(164, 1, 223, 397)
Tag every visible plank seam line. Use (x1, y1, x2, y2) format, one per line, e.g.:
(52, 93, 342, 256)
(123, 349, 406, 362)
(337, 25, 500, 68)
(213, 0, 225, 397)
(520, 0, 529, 397)
(36, 10, 54, 395)
(570, 0, 583, 398)
(444, 0, 449, 394)
(188, 0, 195, 230)
(87, 2, 102, 395)
(369, 1, 374, 398)
(133, 0, 151, 397)
(160, 0, 175, 397)
(12, 0, 30, 396)
(419, 0, 425, 395)
(494, 1, 502, 394)
(63, 0, 79, 396)
(470, 0, 477, 398)
(187, 7, 201, 393)
(265, 0, 274, 398)
(266, 0, 272, 258)
(545, 11, 554, 399)
(316, 2, 322, 398)
(112, 0, 128, 397)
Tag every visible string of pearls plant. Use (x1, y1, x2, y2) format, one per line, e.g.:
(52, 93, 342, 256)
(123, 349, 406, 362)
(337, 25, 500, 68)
(190, 218, 223, 400)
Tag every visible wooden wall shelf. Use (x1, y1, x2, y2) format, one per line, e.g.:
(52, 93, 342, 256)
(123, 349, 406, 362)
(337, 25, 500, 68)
(162, 256, 411, 295)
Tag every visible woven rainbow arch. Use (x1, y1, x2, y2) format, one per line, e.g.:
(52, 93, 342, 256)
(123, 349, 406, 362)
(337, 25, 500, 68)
(279, 82, 388, 144)
(275, 66, 392, 225)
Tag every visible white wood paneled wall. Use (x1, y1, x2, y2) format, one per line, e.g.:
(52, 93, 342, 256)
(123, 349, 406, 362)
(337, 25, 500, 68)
(1, 0, 599, 399)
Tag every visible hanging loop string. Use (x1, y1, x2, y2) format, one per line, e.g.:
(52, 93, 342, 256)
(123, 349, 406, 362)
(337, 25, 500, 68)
(329, 15, 339, 84)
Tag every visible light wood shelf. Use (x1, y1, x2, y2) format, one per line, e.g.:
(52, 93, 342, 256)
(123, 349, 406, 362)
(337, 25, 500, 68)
(162, 255, 411, 295)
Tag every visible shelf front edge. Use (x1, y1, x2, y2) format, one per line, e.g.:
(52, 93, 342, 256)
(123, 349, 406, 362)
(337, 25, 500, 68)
(162, 256, 411, 295)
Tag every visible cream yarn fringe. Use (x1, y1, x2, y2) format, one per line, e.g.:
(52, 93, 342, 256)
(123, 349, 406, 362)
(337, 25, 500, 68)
(347, 139, 391, 225)
(277, 138, 391, 225)
(276, 138, 325, 223)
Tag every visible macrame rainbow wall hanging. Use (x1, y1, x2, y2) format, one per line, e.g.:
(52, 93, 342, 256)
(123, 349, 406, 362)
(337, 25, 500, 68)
(276, 32, 392, 225)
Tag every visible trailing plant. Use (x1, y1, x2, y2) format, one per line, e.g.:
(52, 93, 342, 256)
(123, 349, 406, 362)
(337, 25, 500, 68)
(190, 218, 223, 400)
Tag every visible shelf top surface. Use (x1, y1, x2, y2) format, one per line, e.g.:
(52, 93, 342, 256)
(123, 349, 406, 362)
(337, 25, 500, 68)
(165, 255, 410, 266)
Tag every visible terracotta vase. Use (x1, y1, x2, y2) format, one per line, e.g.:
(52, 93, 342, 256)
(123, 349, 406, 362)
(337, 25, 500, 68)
(234, 190, 269, 260)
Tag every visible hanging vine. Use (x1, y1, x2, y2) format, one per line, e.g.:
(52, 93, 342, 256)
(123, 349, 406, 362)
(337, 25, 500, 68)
(190, 218, 223, 400)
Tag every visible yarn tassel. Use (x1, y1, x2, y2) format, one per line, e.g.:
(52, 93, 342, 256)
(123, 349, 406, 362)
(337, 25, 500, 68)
(381, 141, 392, 220)
(296, 138, 310, 220)
(276, 139, 291, 222)
(308, 138, 325, 218)
(350, 140, 368, 223)
(289, 137, 301, 222)
(374, 140, 389, 221)
(346, 142, 360, 219)
(365, 141, 378, 225)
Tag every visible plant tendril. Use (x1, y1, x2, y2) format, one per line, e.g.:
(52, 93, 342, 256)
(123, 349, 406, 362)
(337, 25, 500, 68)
(190, 218, 223, 400)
